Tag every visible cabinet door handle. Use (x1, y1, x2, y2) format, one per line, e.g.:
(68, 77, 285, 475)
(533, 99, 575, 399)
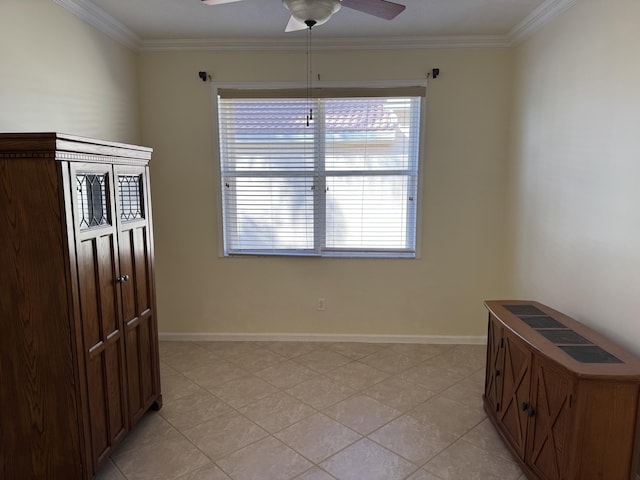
(116, 274, 130, 284)
(495, 369, 500, 377)
(521, 402, 529, 411)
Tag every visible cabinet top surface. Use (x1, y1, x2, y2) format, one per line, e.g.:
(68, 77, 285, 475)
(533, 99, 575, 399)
(0, 132, 152, 162)
(485, 300, 640, 379)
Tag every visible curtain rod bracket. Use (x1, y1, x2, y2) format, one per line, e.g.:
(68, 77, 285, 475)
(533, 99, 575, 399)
(198, 71, 212, 82)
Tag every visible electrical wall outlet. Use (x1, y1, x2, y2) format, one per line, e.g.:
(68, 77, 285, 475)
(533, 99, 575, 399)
(316, 298, 326, 311)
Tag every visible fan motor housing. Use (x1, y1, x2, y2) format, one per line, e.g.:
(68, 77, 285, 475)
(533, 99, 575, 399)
(282, 0, 341, 23)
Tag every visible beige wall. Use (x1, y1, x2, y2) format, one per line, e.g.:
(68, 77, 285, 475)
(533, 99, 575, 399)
(139, 48, 513, 337)
(9, 0, 637, 348)
(509, 0, 640, 353)
(0, 0, 140, 143)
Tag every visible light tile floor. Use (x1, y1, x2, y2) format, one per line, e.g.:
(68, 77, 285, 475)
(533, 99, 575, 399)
(97, 341, 527, 480)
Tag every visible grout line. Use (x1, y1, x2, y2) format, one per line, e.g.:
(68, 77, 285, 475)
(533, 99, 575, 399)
(151, 341, 494, 480)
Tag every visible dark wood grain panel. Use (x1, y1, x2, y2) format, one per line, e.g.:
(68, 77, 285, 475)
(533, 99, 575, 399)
(139, 165, 162, 412)
(134, 226, 150, 311)
(484, 314, 504, 414)
(77, 228, 126, 470)
(527, 358, 574, 479)
(97, 233, 119, 335)
(0, 157, 83, 479)
(139, 317, 154, 406)
(78, 239, 101, 349)
(573, 382, 639, 479)
(125, 326, 143, 420)
(104, 341, 127, 449)
(87, 353, 109, 463)
(118, 229, 135, 316)
(499, 330, 532, 458)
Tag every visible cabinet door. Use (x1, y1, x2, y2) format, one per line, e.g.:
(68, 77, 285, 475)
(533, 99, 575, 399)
(484, 314, 504, 414)
(114, 166, 161, 425)
(498, 330, 532, 458)
(71, 164, 129, 470)
(526, 357, 574, 480)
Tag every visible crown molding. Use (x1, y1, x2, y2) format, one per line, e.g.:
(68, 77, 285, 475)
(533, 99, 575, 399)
(55, 0, 576, 53)
(508, 0, 577, 45)
(54, 0, 141, 50)
(139, 34, 510, 53)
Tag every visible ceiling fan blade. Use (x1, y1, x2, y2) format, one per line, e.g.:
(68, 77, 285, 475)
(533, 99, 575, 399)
(285, 15, 330, 32)
(340, 0, 405, 20)
(285, 16, 308, 32)
(201, 0, 244, 5)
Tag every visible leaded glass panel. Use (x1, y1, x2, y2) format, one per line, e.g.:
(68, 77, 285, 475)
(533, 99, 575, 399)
(76, 174, 109, 229)
(118, 175, 144, 221)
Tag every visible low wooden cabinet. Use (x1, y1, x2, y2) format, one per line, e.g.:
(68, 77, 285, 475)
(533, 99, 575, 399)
(0, 133, 162, 479)
(484, 300, 640, 480)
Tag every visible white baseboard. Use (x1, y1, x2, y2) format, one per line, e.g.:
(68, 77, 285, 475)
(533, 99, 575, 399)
(158, 332, 487, 345)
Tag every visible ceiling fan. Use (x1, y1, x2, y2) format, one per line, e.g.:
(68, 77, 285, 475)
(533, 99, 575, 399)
(201, 0, 406, 32)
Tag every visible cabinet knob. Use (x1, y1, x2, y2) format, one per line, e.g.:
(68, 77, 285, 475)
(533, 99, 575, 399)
(495, 369, 500, 377)
(521, 402, 535, 417)
(116, 274, 130, 284)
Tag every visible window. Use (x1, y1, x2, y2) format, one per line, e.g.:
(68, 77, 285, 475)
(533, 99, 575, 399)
(215, 85, 425, 257)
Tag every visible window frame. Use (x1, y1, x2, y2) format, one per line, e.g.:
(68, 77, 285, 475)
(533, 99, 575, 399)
(211, 81, 427, 259)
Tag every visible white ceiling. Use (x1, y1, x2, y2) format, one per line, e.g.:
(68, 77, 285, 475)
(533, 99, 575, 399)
(60, 0, 575, 50)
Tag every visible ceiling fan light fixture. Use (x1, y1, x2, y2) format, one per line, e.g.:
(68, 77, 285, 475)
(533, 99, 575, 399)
(282, 0, 341, 25)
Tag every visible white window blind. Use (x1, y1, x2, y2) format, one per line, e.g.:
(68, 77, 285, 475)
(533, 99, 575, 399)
(217, 87, 424, 257)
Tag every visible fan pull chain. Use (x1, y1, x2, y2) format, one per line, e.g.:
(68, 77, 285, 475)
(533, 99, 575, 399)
(306, 21, 315, 127)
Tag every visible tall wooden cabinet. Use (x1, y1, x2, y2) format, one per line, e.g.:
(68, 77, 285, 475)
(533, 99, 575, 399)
(484, 300, 640, 480)
(0, 133, 162, 479)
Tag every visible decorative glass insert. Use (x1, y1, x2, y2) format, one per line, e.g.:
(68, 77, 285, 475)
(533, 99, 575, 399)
(76, 174, 109, 229)
(118, 175, 144, 221)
